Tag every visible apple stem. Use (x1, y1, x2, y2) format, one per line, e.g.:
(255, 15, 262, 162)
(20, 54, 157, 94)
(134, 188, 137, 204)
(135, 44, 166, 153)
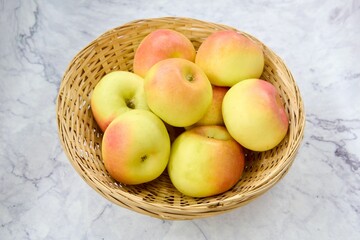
(126, 99, 135, 109)
(141, 155, 147, 162)
(186, 74, 194, 82)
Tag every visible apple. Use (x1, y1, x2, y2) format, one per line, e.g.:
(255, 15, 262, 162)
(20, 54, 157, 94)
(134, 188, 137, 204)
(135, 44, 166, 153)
(133, 29, 196, 78)
(144, 58, 213, 127)
(192, 85, 229, 127)
(222, 79, 289, 151)
(168, 125, 245, 197)
(90, 71, 149, 132)
(102, 109, 171, 185)
(195, 30, 264, 87)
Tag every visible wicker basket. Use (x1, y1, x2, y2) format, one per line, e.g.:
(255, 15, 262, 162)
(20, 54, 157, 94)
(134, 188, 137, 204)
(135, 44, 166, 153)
(56, 17, 305, 220)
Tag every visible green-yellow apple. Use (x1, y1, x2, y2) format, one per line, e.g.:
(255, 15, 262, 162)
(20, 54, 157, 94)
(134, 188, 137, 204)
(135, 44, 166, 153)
(91, 71, 149, 132)
(168, 125, 245, 197)
(195, 30, 264, 87)
(192, 85, 229, 127)
(222, 79, 289, 151)
(102, 109, 170, 185)
(144, 58, 212, 127)
(133, 29, 196, 78)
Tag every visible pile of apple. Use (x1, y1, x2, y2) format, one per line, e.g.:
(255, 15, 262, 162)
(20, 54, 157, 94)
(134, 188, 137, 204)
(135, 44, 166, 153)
(90, 29, 289, 198)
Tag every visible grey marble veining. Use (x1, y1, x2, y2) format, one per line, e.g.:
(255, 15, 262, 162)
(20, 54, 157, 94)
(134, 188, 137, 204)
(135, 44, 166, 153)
(1, 0, 359, 239)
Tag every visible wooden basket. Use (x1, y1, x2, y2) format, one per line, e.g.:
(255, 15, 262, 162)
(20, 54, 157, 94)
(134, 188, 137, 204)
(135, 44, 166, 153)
(56, 17, 305, 220)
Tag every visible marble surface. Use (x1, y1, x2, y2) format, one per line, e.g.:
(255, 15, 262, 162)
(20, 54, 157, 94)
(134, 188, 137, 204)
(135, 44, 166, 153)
(1, 0, 359, 239)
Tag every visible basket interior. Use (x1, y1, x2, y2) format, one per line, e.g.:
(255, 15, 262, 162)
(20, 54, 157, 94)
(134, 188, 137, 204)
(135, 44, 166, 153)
(57, 17, 304, 219)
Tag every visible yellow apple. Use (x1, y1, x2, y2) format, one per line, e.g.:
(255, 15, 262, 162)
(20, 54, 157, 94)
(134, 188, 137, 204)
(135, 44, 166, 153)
(168, 125, 245, 197)
(102, 110, 170, 185)
(195, 30, 264, 87)
(222, 79, 289, 151)
(133, 29, 196, 78)
(91, 71, 149, 132)
(192, 85, 229, 127)
(144, 58, 212, 127)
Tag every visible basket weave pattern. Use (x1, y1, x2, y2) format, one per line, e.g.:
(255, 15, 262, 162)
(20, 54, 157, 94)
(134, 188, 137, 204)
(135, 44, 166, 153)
(56, 17, 305, 220)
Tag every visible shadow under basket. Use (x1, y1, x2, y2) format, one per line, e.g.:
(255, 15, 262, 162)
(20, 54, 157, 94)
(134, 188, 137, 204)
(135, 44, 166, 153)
(56, 17, 305, 220)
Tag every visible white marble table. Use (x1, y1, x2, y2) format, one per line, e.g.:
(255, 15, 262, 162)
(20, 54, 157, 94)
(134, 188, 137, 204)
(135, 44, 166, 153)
(1, 0, 359, 239)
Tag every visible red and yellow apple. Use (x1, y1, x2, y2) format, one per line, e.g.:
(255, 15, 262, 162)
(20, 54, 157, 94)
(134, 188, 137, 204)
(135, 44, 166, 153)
(91, 71, 149, 132)
(222, 79, 289, 151)
(168, 125, 245, 197)
(195, 30, 264, 87)
(133, 29, 196, 78)
(192, 85, 229, 127)
(102, 109, 170, 185)
(144, 58, 213, 127)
